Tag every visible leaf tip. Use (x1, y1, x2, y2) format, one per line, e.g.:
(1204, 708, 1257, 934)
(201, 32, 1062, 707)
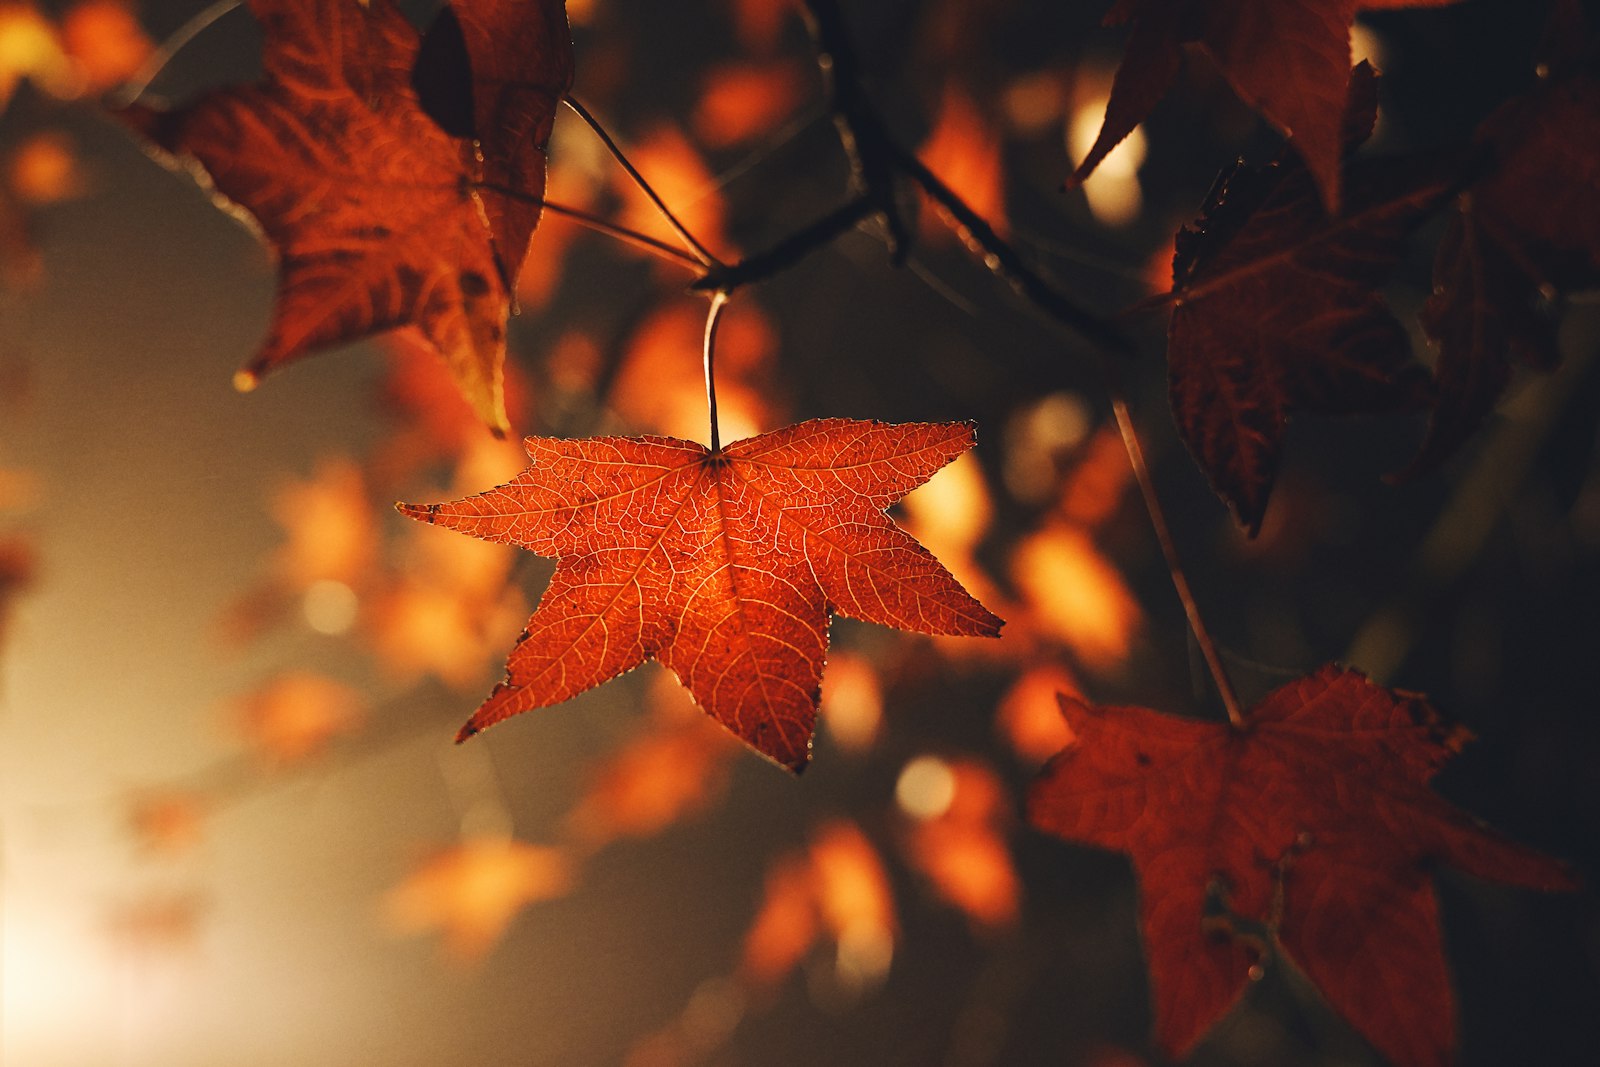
(454, 720, 479, 744)
(395, 501, 442, 524)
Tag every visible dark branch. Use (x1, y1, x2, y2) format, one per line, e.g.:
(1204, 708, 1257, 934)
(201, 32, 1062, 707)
(800, 0, 910, 263)
(798, 0, 1131, 357)
(691, 195, 876, 293)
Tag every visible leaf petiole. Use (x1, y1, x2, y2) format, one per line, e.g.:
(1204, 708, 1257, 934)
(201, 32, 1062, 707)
(473, 184, 704, 271)
(115, 0, 243, 106)
(563, 96, 724, 270)
(702, 290, 731, 453)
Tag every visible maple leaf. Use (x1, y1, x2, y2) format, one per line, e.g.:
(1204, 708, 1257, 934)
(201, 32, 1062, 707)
(118, 0, 571, 433)
(1070, 0, 1459, 212)
(413, 0, 572, 285)
(1028, 665, 1578, 1067)
(1404, 5, 1600, 474)
(1165, 63, 1457, 534)
(398, 418, 1003, 770)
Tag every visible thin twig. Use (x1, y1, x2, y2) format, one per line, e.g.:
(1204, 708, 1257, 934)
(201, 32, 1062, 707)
(799, 0, 909, 262)
(1111, 391, 1246, 728)
(692, 195, 876, 293)
(564, 96, 723, 269)
(890, 142, 1134, 356)
(475, 184, 705, 270)
(115, 0, 241, 105)
(703, 291, 731, 453)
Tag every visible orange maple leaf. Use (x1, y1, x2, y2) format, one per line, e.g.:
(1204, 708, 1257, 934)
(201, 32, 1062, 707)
(1029, 665, 1578, 1067)
(118, 0, 571, 432)
(400, 419, 1003, 770)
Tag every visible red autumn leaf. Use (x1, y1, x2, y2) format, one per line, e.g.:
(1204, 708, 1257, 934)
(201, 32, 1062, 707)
(1405, 6, 1600, 474)
(414, 0, 572, 285)
(1028, 664, 1578, 1067)
(1165, 63, 1456, 534)
(1070, 0, 1459, 212)
(117, 0, 571, 433)
(399, 418, 1003, 770)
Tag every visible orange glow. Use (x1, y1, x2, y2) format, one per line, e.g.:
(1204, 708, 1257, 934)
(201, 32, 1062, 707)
(0, 4, 77, 107)
(8, 130, 83, 205)
(0, 465, 39, 511)
(739, 821, 895, 991)
(1002, 70, 1068, 134)
(126, 790, 207, 857)
(233, 671, 365, 765)
(565, 673, 736, 846)
(59, 0, 151, 94)
(809, 821, 895, 989)
(364, 576, 526, 689)
(512, 154, 596, 310)
(104, 891, 207, 956)
(819, 650, 883, 754)
(910, 822, 1019, 930)
(383, 836, 574, 961)
(1058, 425, 1133, 528)
(270, 456, 376, 589)
(917, 87, 1008, 243)
(545, 329, 603, 394)
(1003, 391, 1092, 503)
(1011, 525, 1140, 672)
(997, 663, 1080, 764)
(694, 61, 805, 148)
(370, 332, 534, 485)
(614, 125, 728, 263)
(902, 760, 1019, 931)
(900, 448, 992, 560)
(739, 854, 819, 986)
(728, 0, 797, 53)
(609, 300, 779, 443)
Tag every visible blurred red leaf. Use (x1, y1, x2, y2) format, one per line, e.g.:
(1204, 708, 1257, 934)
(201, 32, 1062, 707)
(1165, 64, 1455, 533)
(564, 672, 738, 846)
(126, 790, 208, 857)
(917, 86, 1008, 243)
(400, 419, 1001, 770)
(384, 835, 574, 961)
(1406, 10, 1600, 474)
(60, 0, 151, 95)
(234, 671, 365, 765)
(117, 0, 571, 432)
(741, 820, 896, 989)
(1029, 665, 1578, 1066)
(694, 61, 805, 148)
(902, 759, 1020, 931)
(1070, 0, 1460, 212)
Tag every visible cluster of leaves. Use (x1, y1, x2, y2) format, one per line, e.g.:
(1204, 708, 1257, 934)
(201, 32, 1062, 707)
(3, 0, 1592, 1063)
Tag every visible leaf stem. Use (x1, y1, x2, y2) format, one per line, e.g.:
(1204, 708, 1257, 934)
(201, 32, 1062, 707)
(1111, 391, 1246, 728)
(474, 184, 704, 270)
(564, 96, 724, 270)
(115, 0, 241, 105)
(703, 290, 730, 453)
